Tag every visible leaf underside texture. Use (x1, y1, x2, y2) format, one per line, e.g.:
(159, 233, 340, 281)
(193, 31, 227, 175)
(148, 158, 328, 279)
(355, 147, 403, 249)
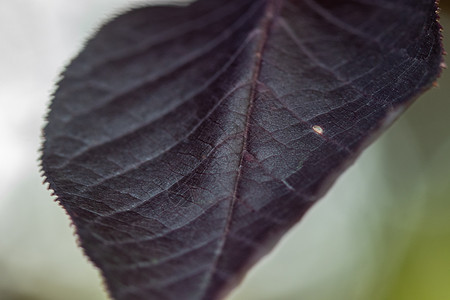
(41, 0, 443, 299)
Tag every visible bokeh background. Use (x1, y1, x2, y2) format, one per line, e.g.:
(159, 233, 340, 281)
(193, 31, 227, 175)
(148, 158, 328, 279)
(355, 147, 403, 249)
(0, 1, 449, 299)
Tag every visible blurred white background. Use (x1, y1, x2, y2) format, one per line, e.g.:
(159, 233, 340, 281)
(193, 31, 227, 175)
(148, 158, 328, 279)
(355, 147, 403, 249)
(0, 1, 449, 300)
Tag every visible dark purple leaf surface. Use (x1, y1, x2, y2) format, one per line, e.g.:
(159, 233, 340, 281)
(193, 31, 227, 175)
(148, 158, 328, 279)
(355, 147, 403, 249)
(41, 0, 443, 299)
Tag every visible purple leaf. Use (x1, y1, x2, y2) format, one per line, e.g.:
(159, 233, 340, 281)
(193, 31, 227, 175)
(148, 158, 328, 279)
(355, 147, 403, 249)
(41, 0, 443, 299)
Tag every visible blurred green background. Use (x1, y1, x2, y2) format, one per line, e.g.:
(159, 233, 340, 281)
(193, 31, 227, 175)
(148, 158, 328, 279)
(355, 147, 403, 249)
(0, 1, 449, 300)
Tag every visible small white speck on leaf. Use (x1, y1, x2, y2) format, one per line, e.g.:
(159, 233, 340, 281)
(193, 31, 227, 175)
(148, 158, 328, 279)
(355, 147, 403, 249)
(312, 125, 324, 135)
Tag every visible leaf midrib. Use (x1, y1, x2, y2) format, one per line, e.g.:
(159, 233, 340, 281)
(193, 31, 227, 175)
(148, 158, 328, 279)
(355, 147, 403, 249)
(199, 0, 282, 299)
